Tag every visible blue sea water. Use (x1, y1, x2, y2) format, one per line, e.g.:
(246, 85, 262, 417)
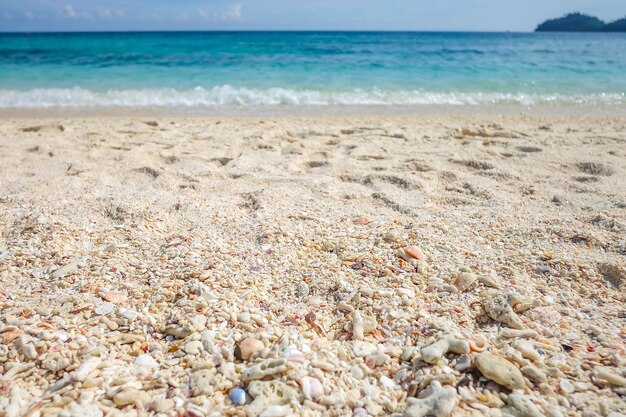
(0, 31, 625, 108)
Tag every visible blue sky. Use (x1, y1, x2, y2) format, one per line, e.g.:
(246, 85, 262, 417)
(0, 0, 624, 32)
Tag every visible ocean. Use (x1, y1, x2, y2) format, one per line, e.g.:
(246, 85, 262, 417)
(0, 31, 625, 109)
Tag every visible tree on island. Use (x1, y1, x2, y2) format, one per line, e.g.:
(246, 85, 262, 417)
(604, 17, 626, 32)
(535, 12, 606, 32)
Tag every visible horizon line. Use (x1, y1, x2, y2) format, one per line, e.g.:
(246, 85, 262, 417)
(0, 29, 548, 34)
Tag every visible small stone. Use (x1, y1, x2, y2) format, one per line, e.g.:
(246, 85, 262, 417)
(353, 340, 376, 357)
(403, 381, 457, 417)
(102, 290, 128, 305)
(296, 282, 310, 297)
(484, 293, 530, 329)
(383, 229, 401, 242)
(184, 340, 204, 355)
(594, 367, 626, 387)
(351, 365, 365, 379)
(454, 355, 471, 372)
(243, 358, 287, 380)
(73, 357, 101, 382)
(559, 379, 575, 394)
(239, 337, 264, 361)
(301, 376, 324, 401)
(113, 388, 149, 407)
(190, 369, 216, 396)
(503, 393, 544, 417)
(421, 335, 470, 364)
(150, 397, 175, 413)
(521, 365, 547, 384)
(282, 346, 305, 363)
(50, 258, 81, 279)
(453, 272, 477, 292)
(22, 343, 38, 360)
(229, 387, 247, 405)
(95, 302, 114, 315)
(403, 245, 424, 260)
(380, 375, 399, 389)
(162, 325, 193, 339)
(58, 403, 103, 417)
(186, 405, 206, 417)
(246, 381, 298, 417)
(190, 315, 207, 331)
(134, 354, 158, 369)
(476, 352, 525, 390)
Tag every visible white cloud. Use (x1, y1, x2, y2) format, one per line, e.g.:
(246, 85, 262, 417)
(24, 11, 34, 20)
(197, 4, 243, 22)
(64, 5, 76, 17)
(223, 4, 242, 21)
(198, 9, 210, 19)
(99, 9, 125, 19)
(2, 11, 11, 20)
(63, 4, 92, 19)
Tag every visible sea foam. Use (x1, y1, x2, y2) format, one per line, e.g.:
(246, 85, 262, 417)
(0, 86, 624, 108)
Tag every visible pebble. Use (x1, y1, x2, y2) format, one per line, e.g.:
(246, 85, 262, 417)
(102, 290, 128, 305)
(58, 403, 103, 417)
(475, 352, 525, 390)
(112, 388, 150, 407)
(453, 271, 477, 292)
(559, 378, 575, 394)
(484, 293, 532, 329)
(353, 340, 376, 357)
(594, 367, 626, 387)
(421, 335, 470, 364)
(301, 376, 324, 401)
(403, 381, 457, 417)
(239, 337, 264, 361)
(95, 302, 114, 315)
(243, 358, 287, 380)
(150, 397, 175, 413)
(190, 369, 216, 395)
(296, 281, 310, 297)
(229, 387, 247, 405)
(184, 340, 204, 355)
(247, 381, 298, 416)
(134, 354, 158, 368)
(503, 393, 545, 417)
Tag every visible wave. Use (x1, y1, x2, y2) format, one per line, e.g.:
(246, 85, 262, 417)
(0, 86, 624, 108)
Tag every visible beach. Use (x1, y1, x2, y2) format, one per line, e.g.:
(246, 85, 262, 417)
(1, 113, 625, 416)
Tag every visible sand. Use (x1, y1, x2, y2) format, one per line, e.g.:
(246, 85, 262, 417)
(0, 113, 625, 417)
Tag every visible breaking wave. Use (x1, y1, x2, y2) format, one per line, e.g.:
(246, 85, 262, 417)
(0, 86, 624, 108)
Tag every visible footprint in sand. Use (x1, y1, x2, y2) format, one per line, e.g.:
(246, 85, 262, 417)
(134, 166, 160, 179)
(516, 146, 543, 153)
(21, 124, 65, 133)
(404, 159, 433, 173)
(212, 157, 234, 167)
(573, 176, 599, 183)
(577, 162, 614, 176)
(452, 159, 494, 171)
(306, 161, 328, 168)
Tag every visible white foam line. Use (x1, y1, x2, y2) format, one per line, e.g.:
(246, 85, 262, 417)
(0, 86, 624, 107)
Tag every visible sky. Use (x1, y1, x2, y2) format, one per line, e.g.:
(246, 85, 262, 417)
(0, 0, 624, 32)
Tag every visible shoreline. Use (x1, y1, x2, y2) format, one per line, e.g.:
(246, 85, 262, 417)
(2, 103, 626, 119)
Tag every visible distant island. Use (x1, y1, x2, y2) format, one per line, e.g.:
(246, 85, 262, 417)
(535, 12, 626, 32)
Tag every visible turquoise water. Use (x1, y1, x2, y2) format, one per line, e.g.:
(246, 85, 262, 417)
(0, 31, 625, 107)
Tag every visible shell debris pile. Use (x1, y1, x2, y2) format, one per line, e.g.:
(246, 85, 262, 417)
(0, 115, 625, 417)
